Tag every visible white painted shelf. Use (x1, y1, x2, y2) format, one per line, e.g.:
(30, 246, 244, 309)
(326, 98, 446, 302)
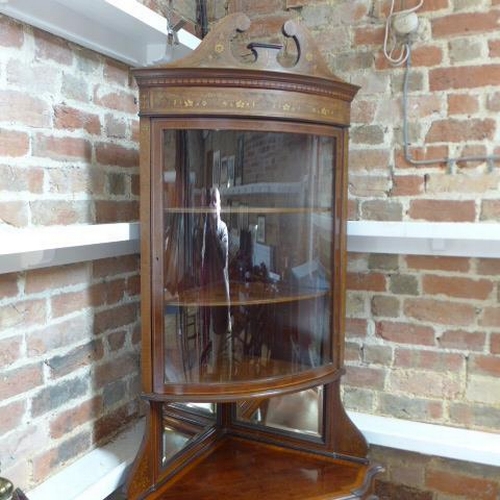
(1, 221, 499, 275)
(0, 223, 140, 274)
(0, 0, 200, 66)
(347, 220, 500, 259)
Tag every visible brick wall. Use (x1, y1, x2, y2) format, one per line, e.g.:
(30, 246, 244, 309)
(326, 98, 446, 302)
(209, 1, 500, 498)
(2, 0, 499, 496)
(0, 14, 141, 491)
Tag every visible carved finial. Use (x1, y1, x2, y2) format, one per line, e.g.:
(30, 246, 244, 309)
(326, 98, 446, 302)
(153, 13, 342, 81)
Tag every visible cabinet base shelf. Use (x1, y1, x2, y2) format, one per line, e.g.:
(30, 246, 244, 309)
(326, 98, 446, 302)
(136, 436, 381, 500)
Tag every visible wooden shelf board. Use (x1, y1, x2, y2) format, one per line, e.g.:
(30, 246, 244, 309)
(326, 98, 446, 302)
(154, 436, 374, 500)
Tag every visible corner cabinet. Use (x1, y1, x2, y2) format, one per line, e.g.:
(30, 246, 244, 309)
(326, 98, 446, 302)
(127, 13, 382, 500)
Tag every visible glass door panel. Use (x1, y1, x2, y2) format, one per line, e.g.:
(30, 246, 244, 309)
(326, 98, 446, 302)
(162, 129, 335, 385)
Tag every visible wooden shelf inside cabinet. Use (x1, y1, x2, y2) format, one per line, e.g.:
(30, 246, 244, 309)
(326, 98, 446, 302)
(165, 281, 328, 307)
(164, 207, 332, 215)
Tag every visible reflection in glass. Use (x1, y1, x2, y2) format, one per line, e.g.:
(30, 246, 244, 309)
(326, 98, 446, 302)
(162, 130, 335, 385)
(162, 402, 216, 465)
(237, 387, 323, 437)
(162, 425, 191, 465)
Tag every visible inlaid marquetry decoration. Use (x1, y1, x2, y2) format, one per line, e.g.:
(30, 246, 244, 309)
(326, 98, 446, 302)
(134, 13, 358, 126)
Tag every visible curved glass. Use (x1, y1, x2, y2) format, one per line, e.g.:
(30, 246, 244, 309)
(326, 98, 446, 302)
(162, 129, 335, 385)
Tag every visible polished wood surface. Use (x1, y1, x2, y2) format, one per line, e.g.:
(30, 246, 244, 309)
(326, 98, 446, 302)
(151, 437, 378, 500)
(126, 12, 381, 500)
(165, 281, 328, 306)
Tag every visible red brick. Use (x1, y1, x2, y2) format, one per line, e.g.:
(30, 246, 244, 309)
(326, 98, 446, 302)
(426, 468, 499, 499)
(432, 12, 500, 38)
(347, 272, 386, 292)
(470, 355, 500, 377)
(0, 400, 26, 434)
(26, 316, 90, 356)
(53, 105, 101, 135)
(394, 348, 463, 371)
(408, 45, 443, 67)
(0, 363, 44, 400)
(93, 87, 137, 114)
(33, 134, 92, 162)
(407, 94, 443, 120)
(491, 333, 500, 355)
(93, 255, 139, 278)
(422, 275, 494, 300)
(94, 302, 139, 334)
(479, 306, 500, 328)
(30, 200, 93, 225)
(34, 28, 73, 65)
(345, 318, 369, 338)
(0, 16, 24, 48)
(126, 274, 141, 298)
(0, 90, 51, 127)
(95, 142, 139, 168)
(0, 334, 23, 368)
(420, 0, 449, 11)
(94, 353, 139, 388)
(354, 26, 384, 46)
(405, 255, 470, 273)
(395, 145, 449, 169)
(343, 365, 386, 389)
(104, 59, 131, 87)
(0, 273, 19, 298)
(25, 263, 91, 294)
(46, 340, 105, 378)
(1, 201, 28, 227)
(0, 165, 44, 193)
(425, 118, 495, 143)
(361, 200, 403, 221)
(489, 39, 500, 58)
(95, 200, 139, 223)
(438, 329, 486, 352)
(388, 369, 461, 398)
(404, 298, 476, 326)
(408, 199, 476, 222)
(0, 299, 46, 330)
(391, 175, 425, 196)
(376, 320, 435, 346)
(448, 93, 480, 115)
(345, 342, 362, 362)
(46, 166, 105, 195)
(51, 280, 126, 318)
(50, 397, 103, 439)
(477, 259, 500, 276)
(0, 129, 29, 157)
(349, 148, 391, 171)
(430, 65, 500, 91)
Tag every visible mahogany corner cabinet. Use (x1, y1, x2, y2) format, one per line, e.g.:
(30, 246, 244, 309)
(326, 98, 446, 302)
(126, 13, 382, 500)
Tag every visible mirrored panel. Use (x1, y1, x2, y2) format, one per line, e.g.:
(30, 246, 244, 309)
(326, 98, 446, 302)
(162, 129, 335, 385)
(161, 402, 216, 466)
(236, 387, 323, 438)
